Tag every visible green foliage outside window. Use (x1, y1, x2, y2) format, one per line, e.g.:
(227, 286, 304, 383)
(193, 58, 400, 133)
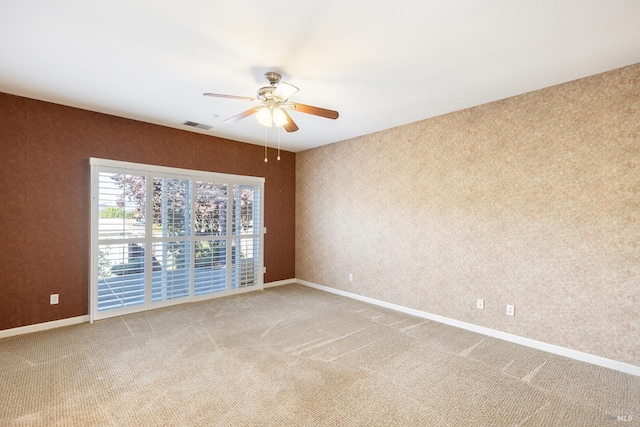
(99, 206, 134, 219)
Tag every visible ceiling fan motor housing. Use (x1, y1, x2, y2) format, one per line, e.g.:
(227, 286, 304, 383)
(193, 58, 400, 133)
(257, 86, 275, 101)
(258, 72, 283, 101)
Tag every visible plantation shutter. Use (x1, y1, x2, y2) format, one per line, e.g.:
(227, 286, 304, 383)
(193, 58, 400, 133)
(90, 158, 265, 321)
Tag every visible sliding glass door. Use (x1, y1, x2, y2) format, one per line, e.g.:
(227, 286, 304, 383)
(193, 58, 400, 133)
(90, 158, 264, 321)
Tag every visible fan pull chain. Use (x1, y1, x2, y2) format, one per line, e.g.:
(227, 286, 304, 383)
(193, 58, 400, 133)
(277, 126, 281, 161)
(264, 126, 268, 163)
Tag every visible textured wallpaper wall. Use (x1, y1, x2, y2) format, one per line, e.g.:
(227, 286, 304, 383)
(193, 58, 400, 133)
(296, 64, 639, 366)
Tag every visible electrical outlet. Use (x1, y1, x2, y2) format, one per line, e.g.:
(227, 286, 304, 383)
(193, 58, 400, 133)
(506, 304, 515, 316)
(476, 298, 484, 310)
(348, 273, 353, 282)
(50, 294, 59, 305)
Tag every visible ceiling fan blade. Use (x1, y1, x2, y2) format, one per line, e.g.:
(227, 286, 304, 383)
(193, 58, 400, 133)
(203, 93, 255, 101)
(280, 109, 299, 132)
(224, 106, 262, 123)
(273, 82, 299, 101)
(289, 102, 339, 120)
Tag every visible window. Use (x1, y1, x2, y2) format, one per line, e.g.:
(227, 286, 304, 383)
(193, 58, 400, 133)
(90, 158, 264, 321)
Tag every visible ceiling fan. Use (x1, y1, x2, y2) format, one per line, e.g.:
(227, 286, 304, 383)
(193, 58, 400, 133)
(203, 72, 339, 133)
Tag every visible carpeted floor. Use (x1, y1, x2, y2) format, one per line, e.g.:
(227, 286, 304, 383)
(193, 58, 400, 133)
(1, 284, 638, 426)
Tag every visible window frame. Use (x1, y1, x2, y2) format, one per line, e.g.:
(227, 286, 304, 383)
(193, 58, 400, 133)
(89, 158, 265, 322)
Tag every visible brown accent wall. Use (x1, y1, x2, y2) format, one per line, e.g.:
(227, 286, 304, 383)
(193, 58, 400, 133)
(296, 64, 640, 366)
(0, 93, 295, 330)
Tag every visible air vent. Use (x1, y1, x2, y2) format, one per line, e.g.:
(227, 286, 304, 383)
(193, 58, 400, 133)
(182, 120, 212, 130)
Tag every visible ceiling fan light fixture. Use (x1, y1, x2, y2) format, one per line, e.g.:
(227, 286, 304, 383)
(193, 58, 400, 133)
(256, 107, 273, 127)
(272, 107, 288, 127)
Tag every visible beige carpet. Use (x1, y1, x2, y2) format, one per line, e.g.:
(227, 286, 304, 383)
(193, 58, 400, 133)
(1, 284, 638, 426)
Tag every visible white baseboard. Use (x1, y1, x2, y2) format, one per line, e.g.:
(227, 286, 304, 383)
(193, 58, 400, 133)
(0, 315, 89, 340)
(264, 278, 297, 288)
(5, 281, 637, 377)
(296, 279, 640, 377)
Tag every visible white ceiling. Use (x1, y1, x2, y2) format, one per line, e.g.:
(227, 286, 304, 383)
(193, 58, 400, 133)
(1, 1, 639, 153)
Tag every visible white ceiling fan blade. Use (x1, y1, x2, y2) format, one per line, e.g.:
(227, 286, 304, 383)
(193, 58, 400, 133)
(273, 82, 299, 102)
